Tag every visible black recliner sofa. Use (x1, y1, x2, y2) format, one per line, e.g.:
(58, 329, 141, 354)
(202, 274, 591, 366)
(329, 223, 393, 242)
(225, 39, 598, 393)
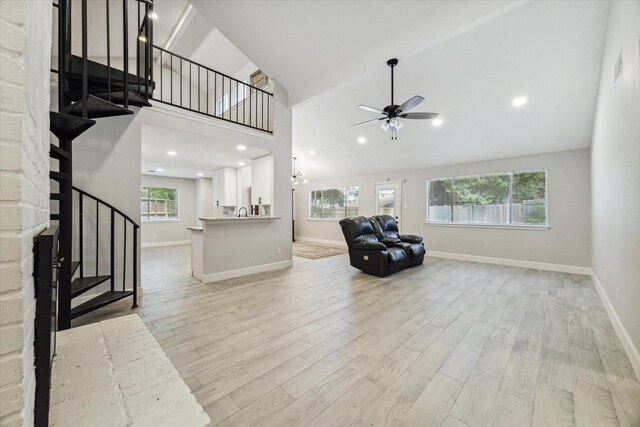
(339, 215, 425, 277)
(371, 215, 426, 267)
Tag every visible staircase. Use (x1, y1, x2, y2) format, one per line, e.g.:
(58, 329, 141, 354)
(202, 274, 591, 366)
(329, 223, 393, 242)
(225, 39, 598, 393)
(50, 0, 153, 331)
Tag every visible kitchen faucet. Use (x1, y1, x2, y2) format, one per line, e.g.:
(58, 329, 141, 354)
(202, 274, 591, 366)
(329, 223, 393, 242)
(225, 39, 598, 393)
(238, 207, 248, 217)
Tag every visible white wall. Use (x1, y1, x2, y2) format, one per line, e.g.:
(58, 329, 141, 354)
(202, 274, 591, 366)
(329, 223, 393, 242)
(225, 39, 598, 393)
(591, 0, 640, 377)
(0, 0, 51, 424)
(296, 148, 591, 269)
(141, 174, 196, 246)
(71, 109, 142, 302)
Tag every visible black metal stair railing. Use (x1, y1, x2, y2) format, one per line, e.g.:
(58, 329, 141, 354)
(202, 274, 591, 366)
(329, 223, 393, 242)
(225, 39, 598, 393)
(70, 186, 139, 320)
(49, 0, 151, 330)
(150, 45, 274, 134)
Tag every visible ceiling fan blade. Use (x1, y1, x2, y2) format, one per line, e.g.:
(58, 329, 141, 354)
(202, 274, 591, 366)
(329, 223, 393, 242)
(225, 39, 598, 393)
(358, 105, 385, 114)
(397, 95, 425, 114)
(400, 112, 439, 120)
(353, 117, 385, 127)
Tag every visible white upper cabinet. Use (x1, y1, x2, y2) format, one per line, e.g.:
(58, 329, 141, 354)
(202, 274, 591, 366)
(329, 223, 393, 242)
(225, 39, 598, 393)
(212, 167, 237, 207)
(251, 155, 273, 205)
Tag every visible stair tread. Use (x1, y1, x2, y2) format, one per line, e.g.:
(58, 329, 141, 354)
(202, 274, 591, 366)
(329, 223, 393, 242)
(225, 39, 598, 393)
(62, 95, 134, 119)
(71, 275, 111, 298)
(93, 90, 152, 108)
(50, 171, 70, 181)
(67, 55, 154, 88)
(49, 111, 96, 140)
(50, 143, 71, 160)
(71, 291, 133, 319)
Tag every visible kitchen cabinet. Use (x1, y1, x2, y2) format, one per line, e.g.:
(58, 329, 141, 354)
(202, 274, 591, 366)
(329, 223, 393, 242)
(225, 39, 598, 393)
(212, 167, 237, 207)
(251, 155, 273, 205)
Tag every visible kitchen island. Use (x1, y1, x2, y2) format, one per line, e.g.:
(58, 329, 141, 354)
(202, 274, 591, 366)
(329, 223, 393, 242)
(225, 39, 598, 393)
(189, 217, 292, 283)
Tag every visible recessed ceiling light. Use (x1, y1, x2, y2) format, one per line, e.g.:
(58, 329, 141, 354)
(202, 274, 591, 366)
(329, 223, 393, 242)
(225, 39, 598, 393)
(357, 137, 366, 144)
(309, 150, 316, 155)
(156, 168, 164, 172)
(512, 96, 527, 107)
(138, 36, 147, 43)
(432, 118, 443, 127)
(237, 145, 246, 150)
(197, 173, 204, 176)
(167, 151, 177, 156)
(238, 162, 246, 166)
(149, 12, 158, 20)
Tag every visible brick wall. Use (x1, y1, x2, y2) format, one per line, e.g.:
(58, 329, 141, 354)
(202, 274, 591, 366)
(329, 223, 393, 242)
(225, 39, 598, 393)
(0, 0, 52, 425)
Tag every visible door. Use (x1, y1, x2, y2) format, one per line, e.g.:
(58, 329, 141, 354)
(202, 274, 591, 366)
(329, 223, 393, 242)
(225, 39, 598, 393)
(374, 181, 402, 232)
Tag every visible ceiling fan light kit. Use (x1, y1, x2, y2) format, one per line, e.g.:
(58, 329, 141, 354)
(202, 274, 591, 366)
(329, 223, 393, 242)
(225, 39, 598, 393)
(354, 58, 439, 140)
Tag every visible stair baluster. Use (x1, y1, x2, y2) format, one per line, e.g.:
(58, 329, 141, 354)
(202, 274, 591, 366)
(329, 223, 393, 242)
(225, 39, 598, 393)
(79, 192, 83, 278)
(49, 0, 151, 330)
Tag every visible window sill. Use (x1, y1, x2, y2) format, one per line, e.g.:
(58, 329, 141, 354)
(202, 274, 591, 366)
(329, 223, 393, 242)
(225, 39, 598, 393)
(425, 222, 549, 231)
(308, 218, 343, 222)
(142, 219, 181, 223)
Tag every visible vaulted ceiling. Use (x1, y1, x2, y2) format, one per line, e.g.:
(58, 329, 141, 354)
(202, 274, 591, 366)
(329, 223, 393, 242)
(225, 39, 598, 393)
(193, 0, 611, 180)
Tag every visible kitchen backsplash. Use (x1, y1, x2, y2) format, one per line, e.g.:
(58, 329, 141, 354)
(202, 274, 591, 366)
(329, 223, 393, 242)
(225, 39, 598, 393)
(219, 205, 271, 217)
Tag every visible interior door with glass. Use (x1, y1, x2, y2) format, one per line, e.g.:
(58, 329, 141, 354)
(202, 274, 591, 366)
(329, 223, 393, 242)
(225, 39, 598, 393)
(374, 181, 402, 232)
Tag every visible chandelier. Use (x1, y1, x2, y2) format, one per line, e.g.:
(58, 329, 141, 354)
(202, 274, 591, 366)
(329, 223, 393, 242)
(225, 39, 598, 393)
(291, 157, 307, 185)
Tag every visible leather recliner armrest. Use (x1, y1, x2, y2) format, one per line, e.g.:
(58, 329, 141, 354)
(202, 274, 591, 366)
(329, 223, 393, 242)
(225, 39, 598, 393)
(352, 241, 387, 251)
(400, 234, 423, 244)
(380, 237, 401, 247)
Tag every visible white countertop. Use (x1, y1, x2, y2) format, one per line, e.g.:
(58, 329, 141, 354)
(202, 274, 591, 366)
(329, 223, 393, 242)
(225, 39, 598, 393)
(198, 216, 281, 223)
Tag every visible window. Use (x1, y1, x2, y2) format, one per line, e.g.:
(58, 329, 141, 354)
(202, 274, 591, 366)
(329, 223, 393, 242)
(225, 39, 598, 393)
(141, 186, 179, 220)
(216, 82, 247, 116)
(427, 170, 547, 226)
(309, 187, 359, 219)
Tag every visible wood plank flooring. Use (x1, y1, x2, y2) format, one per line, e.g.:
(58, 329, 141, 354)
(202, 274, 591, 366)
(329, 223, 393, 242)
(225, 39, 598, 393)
(74, 245, 640, 427)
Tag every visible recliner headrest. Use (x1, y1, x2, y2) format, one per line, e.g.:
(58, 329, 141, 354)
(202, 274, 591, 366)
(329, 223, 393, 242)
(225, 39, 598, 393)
(339, 216, 375, 246)
(373, 215, 399, 233)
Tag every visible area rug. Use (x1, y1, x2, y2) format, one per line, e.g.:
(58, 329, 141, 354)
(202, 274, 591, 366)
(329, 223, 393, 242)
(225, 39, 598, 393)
(293, 242, 347, 259)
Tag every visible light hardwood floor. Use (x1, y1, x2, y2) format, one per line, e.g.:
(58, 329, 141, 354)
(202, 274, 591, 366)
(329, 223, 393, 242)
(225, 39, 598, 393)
(74, 245, 640, 427)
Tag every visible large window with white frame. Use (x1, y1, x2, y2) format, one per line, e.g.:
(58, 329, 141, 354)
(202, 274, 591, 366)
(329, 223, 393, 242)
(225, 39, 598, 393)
(426, 170, 547, 226)
(141, 186, 179, 221)
(309, 187, 359, 220)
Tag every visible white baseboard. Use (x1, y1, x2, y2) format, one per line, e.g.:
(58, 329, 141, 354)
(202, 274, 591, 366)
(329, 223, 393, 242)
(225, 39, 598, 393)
(426, 250, 592, 275)
(591, 272, 640, 380)
(295, 236, 347, 248)
(196, 260, 293, 284)
(142, 240, 190, 248)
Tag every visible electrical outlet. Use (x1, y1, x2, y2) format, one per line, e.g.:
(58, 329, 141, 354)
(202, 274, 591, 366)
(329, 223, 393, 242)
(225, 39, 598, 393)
(616, 288, 620, 302)
(431, 239, 437, 246)
(277, 247, 281, 255)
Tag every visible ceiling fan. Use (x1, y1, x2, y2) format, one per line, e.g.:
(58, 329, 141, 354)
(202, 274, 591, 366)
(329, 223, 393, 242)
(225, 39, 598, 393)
(353, 58, 438, 140)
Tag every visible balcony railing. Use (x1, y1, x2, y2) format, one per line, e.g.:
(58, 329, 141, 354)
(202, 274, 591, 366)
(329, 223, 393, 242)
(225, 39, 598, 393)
(150, 45, 273, 133)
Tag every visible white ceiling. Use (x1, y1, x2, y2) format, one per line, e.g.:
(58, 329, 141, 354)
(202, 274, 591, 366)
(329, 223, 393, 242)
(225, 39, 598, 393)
(189, 0, 532, 107)
(198, 0, 609, 180)
(141, 123, 271, 179)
